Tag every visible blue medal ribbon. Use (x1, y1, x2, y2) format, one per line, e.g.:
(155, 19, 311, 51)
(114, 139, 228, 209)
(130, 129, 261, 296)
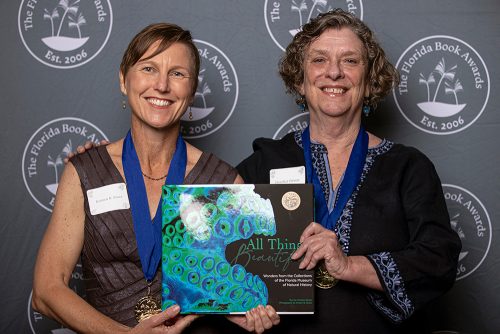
(302, 125, 368, 230)
(122, 130, 187, 281)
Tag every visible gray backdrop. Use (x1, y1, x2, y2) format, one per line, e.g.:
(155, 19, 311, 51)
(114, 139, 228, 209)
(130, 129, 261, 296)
(1, 1, 499, 333)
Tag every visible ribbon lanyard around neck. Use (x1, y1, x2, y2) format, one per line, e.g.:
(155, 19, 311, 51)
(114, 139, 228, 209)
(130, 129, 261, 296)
(122, 130, 187, 281)
(301, 125, 368, 230)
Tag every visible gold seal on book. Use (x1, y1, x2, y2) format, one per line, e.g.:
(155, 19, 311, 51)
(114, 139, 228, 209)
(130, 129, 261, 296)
(282, 191, 301, 211)
(315, 261, 338, 289)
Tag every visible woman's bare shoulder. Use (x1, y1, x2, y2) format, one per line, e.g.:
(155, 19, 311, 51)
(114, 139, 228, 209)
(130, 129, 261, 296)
(105, 139, 124, 158)
(367, 132, 382, 148)
(186, 142, 203, 171)
(103, 139, 125, 175)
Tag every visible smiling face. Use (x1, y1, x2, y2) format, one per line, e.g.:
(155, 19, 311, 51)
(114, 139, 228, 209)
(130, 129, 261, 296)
(120, 41, 196, 130)
(299, 27, 369, 122)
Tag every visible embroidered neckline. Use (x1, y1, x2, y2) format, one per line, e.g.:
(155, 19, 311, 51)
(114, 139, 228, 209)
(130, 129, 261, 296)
(292, 130, 411, 322)
(292, 129, 394, 252)
(293, 129, 392, 154)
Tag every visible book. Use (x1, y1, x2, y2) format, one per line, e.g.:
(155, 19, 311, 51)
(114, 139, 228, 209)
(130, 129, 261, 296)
(161, 183, 314, 314)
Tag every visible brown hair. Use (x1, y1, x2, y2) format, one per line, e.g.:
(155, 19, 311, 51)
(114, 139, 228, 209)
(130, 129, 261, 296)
(120, 23, 200, 94)
(279, 9, 399, 110)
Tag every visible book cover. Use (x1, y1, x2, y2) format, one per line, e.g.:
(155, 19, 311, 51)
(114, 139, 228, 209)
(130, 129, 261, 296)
(161, 184, 314, 314)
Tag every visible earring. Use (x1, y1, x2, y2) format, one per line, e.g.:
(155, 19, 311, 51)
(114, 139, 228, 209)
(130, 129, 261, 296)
(188, 106, 193, 120)
(363, 105, 371, 117)
(362, 98, 371, 117)
(122, 93, 127, 110)
(296, 96, 306, 112)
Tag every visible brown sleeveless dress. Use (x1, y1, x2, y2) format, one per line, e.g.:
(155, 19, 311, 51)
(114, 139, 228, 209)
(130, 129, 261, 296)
(71, 145, 238, 327)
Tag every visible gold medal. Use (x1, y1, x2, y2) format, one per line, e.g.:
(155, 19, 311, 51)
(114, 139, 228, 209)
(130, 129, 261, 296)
(314, 261, 338, 289)
(135, 282, 161, 322)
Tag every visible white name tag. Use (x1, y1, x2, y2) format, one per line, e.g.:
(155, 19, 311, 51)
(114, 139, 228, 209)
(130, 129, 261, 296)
(269, 166, 306, 184)
(87, 183, 130, 215)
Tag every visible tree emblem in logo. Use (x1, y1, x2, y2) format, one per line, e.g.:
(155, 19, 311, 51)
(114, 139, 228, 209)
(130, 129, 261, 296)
(417, 58, 466, 118)
(22, 118, 108, 212)
(181, 69, 215, 122)
(18, 0, 112, 69)
(44, 140, 72, 195)
(180, 40, 239, 139)
(289, 0, 334, 36)
(42, 0, 89, 52)
(449, 213, 468, 262)
(442, 184, 492, 280)
(393, 36, 490, 135)
(265, 0, 363, 51)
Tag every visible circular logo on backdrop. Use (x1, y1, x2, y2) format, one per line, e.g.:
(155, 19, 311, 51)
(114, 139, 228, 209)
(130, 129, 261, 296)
(273, 112, 310, 139)
(393, 36, 490, 134)
(18, 0, 113, 69)
(180, 40, 239, 139)
(264, 0, 363, 51)
(22, 117, 108, 212)
(28, 264, 85, 334)
(442, 184, 492, 280)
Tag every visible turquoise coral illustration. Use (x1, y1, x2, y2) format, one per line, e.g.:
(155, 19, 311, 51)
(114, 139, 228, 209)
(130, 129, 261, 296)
(161, 185, 276, 313)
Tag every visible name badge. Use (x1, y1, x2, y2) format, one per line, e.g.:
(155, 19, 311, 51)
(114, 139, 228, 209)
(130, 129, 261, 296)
(87, 183, 130, 215)
(269, 166, 305, 184)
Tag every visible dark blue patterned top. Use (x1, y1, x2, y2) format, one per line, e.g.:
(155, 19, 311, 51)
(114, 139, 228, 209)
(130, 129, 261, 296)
(237, 129, 460, 332)
(294, 130, 414, 322)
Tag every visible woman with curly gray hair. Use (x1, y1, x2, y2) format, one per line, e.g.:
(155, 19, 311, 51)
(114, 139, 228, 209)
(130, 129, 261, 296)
(238, 9, 460, 333)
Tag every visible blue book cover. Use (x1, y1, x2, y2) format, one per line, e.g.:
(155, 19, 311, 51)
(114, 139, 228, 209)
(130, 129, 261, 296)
(161, 184, 314, 314)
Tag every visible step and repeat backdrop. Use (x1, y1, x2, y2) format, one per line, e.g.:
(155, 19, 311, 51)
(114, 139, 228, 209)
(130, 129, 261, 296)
(1, 1, 498, 333)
